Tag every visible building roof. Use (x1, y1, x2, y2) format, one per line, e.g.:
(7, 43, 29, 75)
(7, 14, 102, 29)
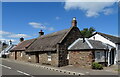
(26, 26, 81, 52)
(11, 39, 36, 51)
(68, 38, 111, 50)
(93, 32, 120, 44)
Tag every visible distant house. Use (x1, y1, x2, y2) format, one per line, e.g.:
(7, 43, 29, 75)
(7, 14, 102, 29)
(68, 38, 111, 68)
(0, 40, 16, 58)
(89, 32, 120, 66)
(10, 17, 83, 67)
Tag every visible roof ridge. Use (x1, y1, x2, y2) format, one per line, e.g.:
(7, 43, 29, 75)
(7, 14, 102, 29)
(85, 38, 93, 49)
(37, 28, 70, 39)
(96, 32, 120, 38)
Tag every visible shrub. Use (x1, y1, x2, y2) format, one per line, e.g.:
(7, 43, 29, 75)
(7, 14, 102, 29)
(92, 62, 103, 70)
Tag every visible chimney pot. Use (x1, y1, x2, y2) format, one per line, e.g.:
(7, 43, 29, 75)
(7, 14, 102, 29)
(73, 17, 76, 20)
(9, 40, 12, 45)
(72, 17, 77, 27)
(39, 30, 44, 36)
(20, 37, 24, 42)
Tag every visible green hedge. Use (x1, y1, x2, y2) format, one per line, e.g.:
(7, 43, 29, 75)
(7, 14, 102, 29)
(92, 62, 103, 70)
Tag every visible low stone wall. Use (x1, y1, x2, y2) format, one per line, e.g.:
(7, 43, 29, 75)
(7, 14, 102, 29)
(69, 50, 93, 68)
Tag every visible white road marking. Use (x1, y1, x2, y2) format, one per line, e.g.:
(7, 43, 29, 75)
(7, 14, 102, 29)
(0, 64, 11, 69)
(17, 70, 30, 76)
(0, 64, 33, 76)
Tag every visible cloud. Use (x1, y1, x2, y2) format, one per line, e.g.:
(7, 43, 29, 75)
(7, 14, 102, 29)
(0, 30, 31, 44)
(55, 16, 60, 20)
(103, 8, 113, 15)
(64, 0, 116, 17)
(8, 34, 31, 38)
(0, 38, 16, 43)
(0, 30, 11, 35)
(29, 22, 46, 29)
(29, 22, 54, 31)
(0, 30, 31, 38)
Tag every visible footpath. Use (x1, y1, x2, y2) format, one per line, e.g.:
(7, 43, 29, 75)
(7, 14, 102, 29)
(1, 58, 118, 76)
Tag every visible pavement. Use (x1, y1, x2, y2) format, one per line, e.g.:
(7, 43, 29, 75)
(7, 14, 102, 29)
(0, 58, 119, 77)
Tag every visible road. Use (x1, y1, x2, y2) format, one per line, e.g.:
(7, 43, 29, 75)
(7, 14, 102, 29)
(0, 59, 71, 77)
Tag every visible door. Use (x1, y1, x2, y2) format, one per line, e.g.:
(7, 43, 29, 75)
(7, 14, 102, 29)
(110, 49, 115, 65)
(15, 52, 17, 60)
(36, 53, 39, 63)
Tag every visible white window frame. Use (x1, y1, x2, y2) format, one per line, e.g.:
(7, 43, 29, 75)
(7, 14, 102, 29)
(47, 52, 51, 61)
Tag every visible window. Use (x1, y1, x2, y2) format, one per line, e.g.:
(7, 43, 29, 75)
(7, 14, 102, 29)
(95, 51, 105, 62)
(28, 54, 31, 59)
(97, 52, 101, 60)
(28, 56, 31, 59)
(20, 52, 23, 57)
(67, 54, 69, 60)
(47, 52, 51, 61)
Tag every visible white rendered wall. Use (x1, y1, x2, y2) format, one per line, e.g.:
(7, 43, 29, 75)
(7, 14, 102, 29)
(90, 34, 116, 47)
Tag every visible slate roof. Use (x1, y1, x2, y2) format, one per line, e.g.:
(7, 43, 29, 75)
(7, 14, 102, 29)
(26, 27, 82, 52)
(93, 32, 120, 44)
(11, 39, 36, 51)
(68, 38, 111, 50)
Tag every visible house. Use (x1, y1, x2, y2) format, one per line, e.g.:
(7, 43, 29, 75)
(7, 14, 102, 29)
(68, 38, 112, 68)
(9, 38, 36, 61)
(89, 32, 120, 66)
(0, 40, 16, 58)
(10, 17, 83, 67)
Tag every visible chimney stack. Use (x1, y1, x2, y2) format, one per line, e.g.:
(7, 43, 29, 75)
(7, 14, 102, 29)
(20, 37, 24, 42)
(39, 30, 44, 36)
(72, 17, 77, 27)
(9, 40, 12, 45)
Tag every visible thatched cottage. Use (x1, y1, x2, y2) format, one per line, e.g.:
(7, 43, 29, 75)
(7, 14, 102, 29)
(10, 17, 83, 67)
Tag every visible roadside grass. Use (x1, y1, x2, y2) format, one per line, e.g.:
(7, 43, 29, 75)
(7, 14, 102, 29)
(114, 69, 120, 72)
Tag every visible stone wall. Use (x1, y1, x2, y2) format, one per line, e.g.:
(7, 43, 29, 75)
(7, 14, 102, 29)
(16, 51, 27, 61)
(9, 52, 15, 59)
(69, 50, 93, 68)
(25, 52, 37, 63)
(39, 52, 58, 66)
(9, 51, 28, 62)
(58, 27, 82, 67)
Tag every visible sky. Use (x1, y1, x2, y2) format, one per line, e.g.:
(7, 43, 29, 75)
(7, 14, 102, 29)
(1, 1, 119, 44)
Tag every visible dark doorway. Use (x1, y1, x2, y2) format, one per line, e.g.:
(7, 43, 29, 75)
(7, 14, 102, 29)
(15, 52, 17, 60)
(110, 49, 115, 65)
(35, 53, 39, 63)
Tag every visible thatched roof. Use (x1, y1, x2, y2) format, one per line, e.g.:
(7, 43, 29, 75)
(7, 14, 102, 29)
(26, 27, 74, 52)
(11, 26, 82, 52)
(11, 39, 36, 51)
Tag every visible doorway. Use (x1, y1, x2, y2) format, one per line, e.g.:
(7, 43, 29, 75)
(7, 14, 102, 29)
(35, 53, 39, 63)
(110, 49, 115, 65)
(15, 52, 17, 60)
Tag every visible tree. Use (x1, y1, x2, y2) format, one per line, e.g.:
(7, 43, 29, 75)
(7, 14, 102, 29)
(81, 27, 96, 38)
